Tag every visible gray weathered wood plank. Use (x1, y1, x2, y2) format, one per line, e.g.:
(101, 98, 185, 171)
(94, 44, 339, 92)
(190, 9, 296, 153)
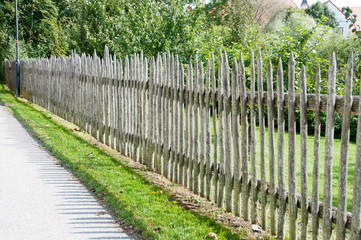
(267, 60, 276, 234)
(240, 53, 249, 220)
(205, 60, 212, 201)
(250, 50, 258, 224)
(232, 57, 241, 216)
(323, 53, 337, 240)
(311, 64, 321, 240)
(257, 49, 267, 229)
(223, 51, 233, 213)
(217, 50, 225, 208)
(200, 61, 206, 197)
(288, 52, 298, 240)
(352, 56, 361, 240)
(300, 65, 309, 240)
(193, 57, 200, 194)
(276, 58, 286, 239)
(336, 52, 353, 240)
(211, 53, 219, 204)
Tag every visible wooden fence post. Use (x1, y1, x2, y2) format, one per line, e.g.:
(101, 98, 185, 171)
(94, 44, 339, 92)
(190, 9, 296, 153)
(250, 50, 258, 224)
(277, 58, 286, 239)
(336, 51, 353, 240)
(323, 53, 337, 240)
(288, 52, 297, 240)
(240, 53, 249, 220)
(267, 60, 276, 234)
(311, 64, 322, 240)
(232, 57, 241, 216)
(300, 65, 309, 240)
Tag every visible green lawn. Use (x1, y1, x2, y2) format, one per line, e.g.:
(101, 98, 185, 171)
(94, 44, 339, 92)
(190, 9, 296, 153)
(0, 83, 257, 240)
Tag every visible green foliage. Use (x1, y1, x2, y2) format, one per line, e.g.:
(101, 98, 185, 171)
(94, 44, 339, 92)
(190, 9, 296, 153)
(70, 0, 205, 60)
(267, 9, 331, 82)
(305, 1, 339, 28)
(343, 6, 361, 39)
(342, 6, 361, 81)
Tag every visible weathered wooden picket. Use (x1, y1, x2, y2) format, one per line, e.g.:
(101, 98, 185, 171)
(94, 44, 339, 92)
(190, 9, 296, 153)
(4, 47, 361, 239)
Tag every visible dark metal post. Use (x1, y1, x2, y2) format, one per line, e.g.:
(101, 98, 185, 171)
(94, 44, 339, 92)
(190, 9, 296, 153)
(15, 0, 20, 97)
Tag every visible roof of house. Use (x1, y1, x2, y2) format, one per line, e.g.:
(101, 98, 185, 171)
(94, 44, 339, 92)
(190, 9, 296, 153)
(323, 0, 345, 15)
(286, 0, 298, 8)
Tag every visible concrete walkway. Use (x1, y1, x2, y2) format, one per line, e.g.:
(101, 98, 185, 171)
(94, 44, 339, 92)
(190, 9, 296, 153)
(0, 105, 132, 240)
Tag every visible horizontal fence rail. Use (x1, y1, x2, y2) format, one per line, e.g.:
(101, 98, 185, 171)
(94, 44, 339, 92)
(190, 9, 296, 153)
(4, 47, 361, 239)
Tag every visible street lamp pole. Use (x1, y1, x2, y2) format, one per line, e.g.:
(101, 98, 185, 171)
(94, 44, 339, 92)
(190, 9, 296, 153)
(15, 0, 20, 97)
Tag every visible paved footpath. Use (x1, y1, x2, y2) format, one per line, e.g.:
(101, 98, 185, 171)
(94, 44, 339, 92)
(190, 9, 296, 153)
(0, 105, 132, 240)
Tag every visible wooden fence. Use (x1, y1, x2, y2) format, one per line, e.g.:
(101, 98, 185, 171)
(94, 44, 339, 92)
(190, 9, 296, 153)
(4, 47, 361, 239)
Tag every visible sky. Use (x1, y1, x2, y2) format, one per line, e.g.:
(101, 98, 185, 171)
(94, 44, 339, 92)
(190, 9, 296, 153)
(293, 0, 361, 7)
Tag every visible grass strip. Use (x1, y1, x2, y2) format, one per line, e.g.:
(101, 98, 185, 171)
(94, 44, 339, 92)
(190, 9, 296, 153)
(0, 84, 258, 240)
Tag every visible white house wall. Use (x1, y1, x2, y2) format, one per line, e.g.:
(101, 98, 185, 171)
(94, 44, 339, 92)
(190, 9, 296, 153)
(324, 1, 350, 36)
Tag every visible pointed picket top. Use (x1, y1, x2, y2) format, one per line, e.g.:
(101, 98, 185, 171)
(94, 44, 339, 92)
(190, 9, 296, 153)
(195, 55, 199, 90)
(93, 49, 98, 60)
(171, 54, 175, 88)
(289, 51, 295, 84)
(232, 57, 238, 96)
(167, 51, 171, 86)
(239, 52, 246, 100)
(206, 60, 211, 91)
(218, 50, 223, 94)
(157, 54, 162, 85)
(257, 48, 263, 94)
(300, 65, 307, 95)
(211, 52, 216, 92)
(144, 57, 148, 82)
(175, 55, 180, 89)
(113, 54, 117, 79)
(104, 45, 110, 60)
(118, 56, 123, 78)
(150, 57, 155, 84)
(223, 50, 230, 97)
(180, 63, 184, 89)
(125, 56, 130, 80)
(199, 61, 204, 92)
(136, 53, 141, 81)
(277, 57, 284, 96)
(250, 49, 255, 96)
(188, 59, 193, 91)
(266, 62, 274, 108)
(162, 52, 167, 87)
